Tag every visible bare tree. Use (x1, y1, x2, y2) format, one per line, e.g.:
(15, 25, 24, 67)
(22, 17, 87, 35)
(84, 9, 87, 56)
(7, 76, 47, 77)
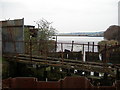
(35, 19, 57, 54)
(36, 19, 57, 41)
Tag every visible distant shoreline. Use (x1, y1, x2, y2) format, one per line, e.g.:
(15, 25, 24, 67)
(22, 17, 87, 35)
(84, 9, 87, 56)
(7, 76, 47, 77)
(55, 31, 104, 37)
(55, 35, 103, 37)
(56, 35, 88, 36)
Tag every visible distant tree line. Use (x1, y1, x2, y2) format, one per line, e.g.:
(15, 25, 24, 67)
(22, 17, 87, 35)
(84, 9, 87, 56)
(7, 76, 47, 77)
(104, 25, 120, 43)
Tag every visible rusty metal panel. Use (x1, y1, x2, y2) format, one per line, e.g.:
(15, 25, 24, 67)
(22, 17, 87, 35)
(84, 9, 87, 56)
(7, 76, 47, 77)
(0, 21, 2, 55)
(2, 19, 24, 54)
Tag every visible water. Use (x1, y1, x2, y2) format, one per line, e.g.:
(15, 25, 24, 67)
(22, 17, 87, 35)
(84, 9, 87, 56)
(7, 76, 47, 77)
(57, 36, 104, 44)
(55, 36, 104, 52)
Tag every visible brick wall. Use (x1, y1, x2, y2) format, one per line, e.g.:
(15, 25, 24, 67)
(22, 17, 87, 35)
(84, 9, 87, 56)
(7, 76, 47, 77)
(2, 76, 117, 89)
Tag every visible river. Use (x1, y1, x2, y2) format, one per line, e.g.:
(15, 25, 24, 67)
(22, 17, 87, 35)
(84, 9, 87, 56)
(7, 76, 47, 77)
(55, 36, 104, 52)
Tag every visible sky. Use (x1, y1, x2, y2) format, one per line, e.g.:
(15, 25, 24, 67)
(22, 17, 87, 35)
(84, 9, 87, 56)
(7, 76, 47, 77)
(0, 0, 119, 33)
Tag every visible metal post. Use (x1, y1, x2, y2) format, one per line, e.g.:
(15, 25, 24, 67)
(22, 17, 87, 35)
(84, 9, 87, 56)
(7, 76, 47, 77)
(88, 42, 90, 52)
(92, 42, 94, 53)
(83, 44, 84, 62)
(30, 36, 32, 61)
(71, 41, 74, 52)
(92, 42, 94, 62)
(55, 35, 57, 52)
(61, 43, 64, 64)
(87, 42, 90, 61)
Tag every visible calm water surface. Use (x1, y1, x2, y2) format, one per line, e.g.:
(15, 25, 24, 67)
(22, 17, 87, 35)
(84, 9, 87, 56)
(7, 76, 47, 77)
(57, 36, 104, 44)
(56, 36, 104, 52)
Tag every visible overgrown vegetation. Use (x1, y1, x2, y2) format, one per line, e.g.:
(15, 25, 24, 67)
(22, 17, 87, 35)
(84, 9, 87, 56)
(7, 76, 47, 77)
(100, 25, 120, 63)
(24, 19, 57, 55)
(36, 19, 56, 41)
(104, 25, 120, 43)
(98, 40, 118, 46)
(2, 58, 68, 81)
(98, 40, 120, 64)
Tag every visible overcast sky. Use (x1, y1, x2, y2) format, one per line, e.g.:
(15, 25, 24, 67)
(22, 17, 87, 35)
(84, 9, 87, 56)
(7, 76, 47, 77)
(0, 0, 119, 33)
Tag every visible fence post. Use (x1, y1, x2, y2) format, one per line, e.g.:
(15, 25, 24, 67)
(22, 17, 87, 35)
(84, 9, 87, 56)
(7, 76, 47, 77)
(87, 42, 90, 61)
(55, 35, 57, 52)
(92, 42, 94, 53)
(61, 43, 64, 64)
(92, 42, 94, 62)
(71, 41, 74, 52)
(88, 42, 90, 52)
(83, 44, 84, 62)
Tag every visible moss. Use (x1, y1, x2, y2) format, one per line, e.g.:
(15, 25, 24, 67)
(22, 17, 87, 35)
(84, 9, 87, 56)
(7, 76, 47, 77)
(98, 40, 118, 46)
(98, 40, 120, 64)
